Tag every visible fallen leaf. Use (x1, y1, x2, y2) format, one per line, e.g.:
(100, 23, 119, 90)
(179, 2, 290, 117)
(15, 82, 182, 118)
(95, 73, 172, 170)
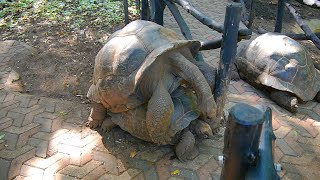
(130, 150, 137, 158)
(171, 169, 180, 175)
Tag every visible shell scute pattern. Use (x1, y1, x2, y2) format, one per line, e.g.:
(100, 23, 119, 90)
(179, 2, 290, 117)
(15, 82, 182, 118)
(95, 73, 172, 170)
(236, 33, 320, 101)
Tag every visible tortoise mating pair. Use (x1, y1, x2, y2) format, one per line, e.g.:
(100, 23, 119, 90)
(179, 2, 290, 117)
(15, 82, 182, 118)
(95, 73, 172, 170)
(232, 33, 320, 113)
(86, 20, 217, 161)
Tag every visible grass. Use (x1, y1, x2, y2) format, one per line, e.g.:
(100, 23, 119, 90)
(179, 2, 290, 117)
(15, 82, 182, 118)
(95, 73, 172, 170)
(0, 0, 137, 30)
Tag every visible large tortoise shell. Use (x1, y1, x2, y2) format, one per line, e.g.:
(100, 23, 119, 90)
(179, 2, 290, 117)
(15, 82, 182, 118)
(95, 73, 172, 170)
(236, 33, 320, 101)
(88, 20, 200, 112)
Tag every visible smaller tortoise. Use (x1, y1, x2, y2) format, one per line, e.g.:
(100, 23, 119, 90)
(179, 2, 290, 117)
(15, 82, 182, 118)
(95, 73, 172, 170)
(86, 20, 217, 161)
(232, 33, 320, 112)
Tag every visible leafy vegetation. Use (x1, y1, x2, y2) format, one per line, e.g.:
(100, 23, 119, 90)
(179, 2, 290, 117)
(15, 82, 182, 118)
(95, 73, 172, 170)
(0, 0, 137, 29)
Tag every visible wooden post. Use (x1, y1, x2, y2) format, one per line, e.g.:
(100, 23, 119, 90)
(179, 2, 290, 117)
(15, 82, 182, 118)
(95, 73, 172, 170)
(123, 0, 129, 24)
(141, 0, 149, 20)
(150, 0, 165, 25)
(274, 0, 285, 33)
(285, 2, 320, 49)
(221, 103, 264, 180)
(246, 107, 280, 180)
(164, 0, 204, 61)
(136, 0, 140, 14)
(248, 0, 255, 29)
(214, 3, 241, 129)
(173, 0, 252, 37)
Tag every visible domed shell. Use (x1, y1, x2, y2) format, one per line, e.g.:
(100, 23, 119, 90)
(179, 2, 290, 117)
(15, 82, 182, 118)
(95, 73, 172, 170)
(236, 33, 320, 101)
(88, 20, 201, 111)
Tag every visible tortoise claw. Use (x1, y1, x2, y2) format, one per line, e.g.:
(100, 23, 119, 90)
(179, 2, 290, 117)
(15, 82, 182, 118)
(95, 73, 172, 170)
(86, 119, 103, 129)
(100, 118, 116, 133)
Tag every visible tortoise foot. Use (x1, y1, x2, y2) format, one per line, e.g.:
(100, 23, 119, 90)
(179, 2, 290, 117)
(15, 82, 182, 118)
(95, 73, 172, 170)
(175, 129, 198, 162)
(190, 120, 213, 139)
(270, 90, 298, 113)
(86, 119, 103, 129)
(100, 117, 117, 133)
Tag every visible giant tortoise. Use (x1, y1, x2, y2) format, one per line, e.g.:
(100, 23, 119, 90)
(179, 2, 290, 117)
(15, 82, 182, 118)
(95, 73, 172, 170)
(86, 20, 217, 161)
(232, 33, 320, 112)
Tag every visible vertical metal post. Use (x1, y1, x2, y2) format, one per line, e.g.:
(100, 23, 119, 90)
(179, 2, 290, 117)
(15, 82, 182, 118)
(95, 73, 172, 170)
(221, 103, 264, 180)
(124, 0, 129, 24)
(274, 0, 285, 33)
(214, 3, 241, 129)
(141, 0, 149, 20)
(248, 0, 255, 29)
(136, 0, 141, 15)
(246, 107, 280, 180)
(151, 0, 165, 25)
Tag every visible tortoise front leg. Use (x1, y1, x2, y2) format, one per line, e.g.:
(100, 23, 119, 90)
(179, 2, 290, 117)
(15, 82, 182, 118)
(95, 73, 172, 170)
(86, 102, 106, 128)
(146, 82, 174, 145)
(270, 90, 298, 113)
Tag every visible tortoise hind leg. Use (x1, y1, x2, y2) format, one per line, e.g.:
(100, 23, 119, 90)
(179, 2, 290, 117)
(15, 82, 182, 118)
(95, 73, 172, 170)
(175, 129, 199, 162)
(269, 90, 298, 113)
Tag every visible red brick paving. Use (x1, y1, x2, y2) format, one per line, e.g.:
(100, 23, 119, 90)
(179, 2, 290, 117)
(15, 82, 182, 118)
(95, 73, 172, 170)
(1, 0, 320, 179)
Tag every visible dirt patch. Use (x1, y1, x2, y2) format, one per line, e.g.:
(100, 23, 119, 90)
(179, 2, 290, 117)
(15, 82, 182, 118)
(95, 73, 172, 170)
(250, 0, 320, 66)
(2, 0, 320, 104)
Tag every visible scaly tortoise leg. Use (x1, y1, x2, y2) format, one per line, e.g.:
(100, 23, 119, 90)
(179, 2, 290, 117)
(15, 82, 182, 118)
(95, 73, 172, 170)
(175, 129, 199, 162)
(146, 82, 174, 145)
(86, 102, 112, 129)
(270, 90, 298, 113)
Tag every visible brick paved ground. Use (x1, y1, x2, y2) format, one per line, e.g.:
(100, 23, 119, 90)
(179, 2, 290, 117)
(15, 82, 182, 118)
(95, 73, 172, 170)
(1, 0, 320, 180)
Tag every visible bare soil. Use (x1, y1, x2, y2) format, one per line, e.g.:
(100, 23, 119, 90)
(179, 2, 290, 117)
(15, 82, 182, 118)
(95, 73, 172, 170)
(2, 0, 320, 103)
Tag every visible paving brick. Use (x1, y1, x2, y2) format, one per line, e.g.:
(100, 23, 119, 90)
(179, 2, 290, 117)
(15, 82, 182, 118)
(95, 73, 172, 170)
(137, 149, 167, 163)
(8, 111, 26, 126)
(93, 150, 120, 175)
(38, 98, 56, 113)
(3, 123, 40, 150)
(298, 120, 319, 138)
(27, 129, 69, 157)
(144, 166, 159, 180)
(58, 139, 97, 166)
(81, 165, 106, 180)
(0, 102, 19, 118)
(0, 145, 35, 180)
(22, 107, 45, 126)
(98, 168, 144, 180)
(0, 139, 6, 151)
(197, 157, 218, 180)
(312, 121, 320, 127)
(4, 93, 15, 102)
(276, 139, 297, 156)
(21, 153, 70, 178)
(282, 173, 303, 180)
(14, 94, 32, 108)
(33, 116, 62, 133)
(10, 105, 42, 115)
(313, 104, 320, 116)
(0, 117, 13, 130)
(172, 153, 214, 171)
(58, 160, 102, 179)
(281, 153, 316, 166)
(156, 154, 172, 180)
(274, 126, 292, 138)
